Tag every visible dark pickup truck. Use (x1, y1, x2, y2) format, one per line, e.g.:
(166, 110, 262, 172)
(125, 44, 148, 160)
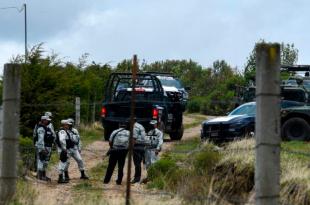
(101, 73, 186, 141)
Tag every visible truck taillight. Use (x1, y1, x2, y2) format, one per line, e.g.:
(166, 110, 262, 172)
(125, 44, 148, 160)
(101, 107, 107, 118)
(152, 108, 159, 119)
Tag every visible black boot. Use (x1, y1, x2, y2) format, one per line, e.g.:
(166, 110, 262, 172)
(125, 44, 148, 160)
(58, 174, 68, 184)
(42, 171, 51, 182)
(64, 171, 70, 182)
(80, 170, 89, 180)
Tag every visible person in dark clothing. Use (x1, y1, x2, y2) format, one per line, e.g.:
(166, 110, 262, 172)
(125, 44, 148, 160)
(103, 122, 134, 185)
(131, 121, 146, 184)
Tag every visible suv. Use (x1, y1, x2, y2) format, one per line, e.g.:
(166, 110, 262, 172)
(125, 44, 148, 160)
(101, 72, 187, 141)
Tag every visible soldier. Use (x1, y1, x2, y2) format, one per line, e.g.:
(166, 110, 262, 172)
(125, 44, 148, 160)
(35, 115, 55, 181)
(132, 119, 146, 184)
(33, 111, 55, 172)
(144, 120, 163, 169)
(103, 122, 131, 185)
(56, 120, 74, 184)
(44, 111, 56, 139)
(66, 118, 89, 180)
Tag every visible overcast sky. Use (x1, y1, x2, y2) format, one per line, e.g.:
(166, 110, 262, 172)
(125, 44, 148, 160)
(0, 0, 309, 72)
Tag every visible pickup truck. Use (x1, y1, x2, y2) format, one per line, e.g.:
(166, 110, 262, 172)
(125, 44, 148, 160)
(101, 72, 187, 141)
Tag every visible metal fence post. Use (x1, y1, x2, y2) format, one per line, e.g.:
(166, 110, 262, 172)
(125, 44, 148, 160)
(0, 64, 21, 205)
(255, 43, 281, 205)
(75, 97, 81, 127)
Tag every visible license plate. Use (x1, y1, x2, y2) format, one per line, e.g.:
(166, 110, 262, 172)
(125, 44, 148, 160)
(211, 132, 219, 137)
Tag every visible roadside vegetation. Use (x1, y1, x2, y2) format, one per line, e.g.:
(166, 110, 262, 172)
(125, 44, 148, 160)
(148, 138, 310, 204)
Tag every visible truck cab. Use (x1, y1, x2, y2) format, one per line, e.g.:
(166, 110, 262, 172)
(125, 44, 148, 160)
(101, 72, 186, 141)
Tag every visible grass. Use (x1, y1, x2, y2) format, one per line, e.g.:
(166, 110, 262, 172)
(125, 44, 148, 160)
(9, 179, 37, 205)
(79, 122, 104, 146)
(71, 159, 109, 204)
(183, 113, 208, 129)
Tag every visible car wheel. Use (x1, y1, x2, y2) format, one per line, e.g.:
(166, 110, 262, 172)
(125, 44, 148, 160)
(169, 125, 184, 141)
(244, 126, 254, 138)
(282, 117, 310, 141)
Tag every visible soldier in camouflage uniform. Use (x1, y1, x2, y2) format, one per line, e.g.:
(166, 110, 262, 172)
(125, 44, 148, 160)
(103, 122, 132, 185)
(35, 115, 54, 181)
(144, 120, 163, 169)
(66, 118, 89, 180)
(132, 120, 146, 183)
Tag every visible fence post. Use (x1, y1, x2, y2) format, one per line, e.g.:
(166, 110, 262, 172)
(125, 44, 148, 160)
(255, 43, 281, 205)
(0, 64, 21, 205)
(75, 97, 80, 127)
(91, 101, 96, 123)
(126, 55, 138, 205)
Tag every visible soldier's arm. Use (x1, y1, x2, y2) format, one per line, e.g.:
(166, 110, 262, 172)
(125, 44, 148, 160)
(73, 128, 82, 150)
(49, 123, 56, 138)
(37, 127, 45, 152)
(58, 130, 67, 151)
(156, 130, 164, 151)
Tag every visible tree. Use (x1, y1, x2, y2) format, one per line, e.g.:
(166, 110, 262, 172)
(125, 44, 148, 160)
(244, 41, 298, 84)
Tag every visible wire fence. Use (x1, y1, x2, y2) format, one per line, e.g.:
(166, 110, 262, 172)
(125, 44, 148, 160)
(16, 136, 310, 205)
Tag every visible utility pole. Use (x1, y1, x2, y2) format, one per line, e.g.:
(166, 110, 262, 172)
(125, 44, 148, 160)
(255, 43, 281, 205)
(24, 3, 27, 62)
(0, 64, 21, 205)
(126, 55, 138, 205)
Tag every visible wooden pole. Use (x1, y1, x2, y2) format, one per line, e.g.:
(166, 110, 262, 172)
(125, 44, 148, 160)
(75, 97, 81, 128)
(255, 43, 281, 205)
(126, 55, 138, 205)
(0, 64, 21, 205)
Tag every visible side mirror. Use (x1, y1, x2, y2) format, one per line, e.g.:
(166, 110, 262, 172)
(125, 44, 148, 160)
(185, 86, 191, 91)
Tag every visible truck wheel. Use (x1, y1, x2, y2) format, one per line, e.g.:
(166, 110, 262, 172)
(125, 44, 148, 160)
(104, 127, 113, 141)
(169, 125, 184, 141)
(282, 117, 310, 141)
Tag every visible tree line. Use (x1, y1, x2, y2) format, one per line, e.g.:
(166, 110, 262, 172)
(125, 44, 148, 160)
(3, 41, 298, 137)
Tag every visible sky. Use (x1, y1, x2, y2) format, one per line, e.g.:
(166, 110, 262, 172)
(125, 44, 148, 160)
(0, 0, 310, 73)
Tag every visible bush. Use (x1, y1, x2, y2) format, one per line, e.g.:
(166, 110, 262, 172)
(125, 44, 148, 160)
(148, 157, 177, 180)
(19, 137, 35, 174)
(193, 146, 221, 174)
(187, 99, 201, 113)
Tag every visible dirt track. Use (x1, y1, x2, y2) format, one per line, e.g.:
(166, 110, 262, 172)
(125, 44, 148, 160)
(31, 115, 208, 205)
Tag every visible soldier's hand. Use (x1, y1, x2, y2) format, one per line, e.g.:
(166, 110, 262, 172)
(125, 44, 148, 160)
(155, 150, 159, 155)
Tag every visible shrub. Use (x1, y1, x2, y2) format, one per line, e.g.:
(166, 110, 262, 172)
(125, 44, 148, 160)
(19, 137, 35, 174)
(193, 146, 221, 174)
(187, 99, 201, 113)
(148, 157, 177, 180)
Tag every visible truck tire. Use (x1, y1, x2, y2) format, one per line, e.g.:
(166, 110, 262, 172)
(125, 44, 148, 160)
(104, 127, 113, 141)
(169, 125, 184, 141)
(282, 117, 310, 141)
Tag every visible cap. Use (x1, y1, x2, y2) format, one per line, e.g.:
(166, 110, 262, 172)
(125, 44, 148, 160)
(61, 119, 72, 125)
(67, 118, 74, 124)
(150, 120, 157, 125)
(45, 112, 53, 117)
(41, 116, 51, 121)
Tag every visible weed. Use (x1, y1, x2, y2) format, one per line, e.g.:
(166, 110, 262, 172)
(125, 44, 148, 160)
(9, 179, 37, 205)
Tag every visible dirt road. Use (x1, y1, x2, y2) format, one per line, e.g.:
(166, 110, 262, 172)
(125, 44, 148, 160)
(31, 115, 208, 205)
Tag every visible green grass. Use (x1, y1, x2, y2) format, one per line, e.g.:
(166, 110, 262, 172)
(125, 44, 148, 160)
(183, 113, 207, 129)
(9, 179, 37, 205)
(281, 141, 310, 162)
(79, 123, 104, 146)
(71, 161, 109, 204)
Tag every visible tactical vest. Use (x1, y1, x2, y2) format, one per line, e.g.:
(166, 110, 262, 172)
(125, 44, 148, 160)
(36, 124, 54, 147)
(56, 128, 75, 149)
